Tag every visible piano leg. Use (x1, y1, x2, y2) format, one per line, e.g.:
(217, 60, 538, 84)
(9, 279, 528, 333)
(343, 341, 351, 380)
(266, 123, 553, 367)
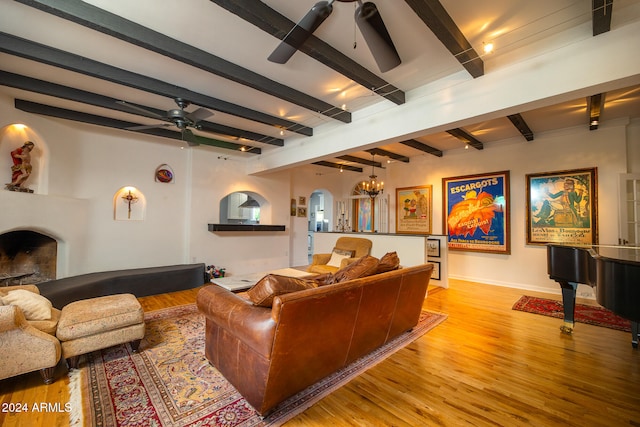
(559, 281, 578, 334)
(632, 322, 639, 349)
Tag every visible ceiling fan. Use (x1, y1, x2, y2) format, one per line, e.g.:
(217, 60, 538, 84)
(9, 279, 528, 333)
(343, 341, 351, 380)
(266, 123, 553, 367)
(117, 98, 214, 146)
(268, 0, 401, 73)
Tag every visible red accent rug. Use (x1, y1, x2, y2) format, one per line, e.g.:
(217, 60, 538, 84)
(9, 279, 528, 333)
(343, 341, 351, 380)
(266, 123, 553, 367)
(512, 295, 631, 332)
(70, 303, 446, 426)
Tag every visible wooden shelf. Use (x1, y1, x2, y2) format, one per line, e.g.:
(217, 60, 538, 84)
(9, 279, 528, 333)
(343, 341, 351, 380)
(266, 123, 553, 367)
(208, 224, 286, 232)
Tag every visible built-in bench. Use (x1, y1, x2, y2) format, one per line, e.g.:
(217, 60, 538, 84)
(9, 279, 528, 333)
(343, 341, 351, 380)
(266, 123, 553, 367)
(37, 263, 206, 309)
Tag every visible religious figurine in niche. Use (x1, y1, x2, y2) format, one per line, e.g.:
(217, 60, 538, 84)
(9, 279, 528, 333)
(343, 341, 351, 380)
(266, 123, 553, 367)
(5, 141, 35, 193)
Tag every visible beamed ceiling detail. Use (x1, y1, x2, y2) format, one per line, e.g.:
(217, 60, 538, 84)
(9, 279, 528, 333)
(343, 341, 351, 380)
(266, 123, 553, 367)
(0, 0, 636, 169)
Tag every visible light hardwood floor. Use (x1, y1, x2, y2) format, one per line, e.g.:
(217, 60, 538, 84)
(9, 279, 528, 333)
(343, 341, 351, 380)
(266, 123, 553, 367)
(1, 280, 639, 426)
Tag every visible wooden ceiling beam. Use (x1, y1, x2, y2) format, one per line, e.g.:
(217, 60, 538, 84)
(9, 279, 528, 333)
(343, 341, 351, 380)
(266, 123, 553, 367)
(336, 155, 383, 168)
(404, 0, 483, 78)
(507, 113, 534, 141)
(592, 0, 613, 36)
(15, 99, 261, 153)
(0, 70, 284, 146)
(313, 161, 363, 173)
(0, 32, 312, 137)
(210, 0, 405, 106)
(400, 139, 444, 157)
(447, 128, 483, 150)
(366, 148, 410, 163)
(14, 0, 351, 124)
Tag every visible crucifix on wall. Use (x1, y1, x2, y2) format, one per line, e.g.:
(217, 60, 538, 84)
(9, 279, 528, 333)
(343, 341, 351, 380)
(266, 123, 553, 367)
(121, 189, 139, 219)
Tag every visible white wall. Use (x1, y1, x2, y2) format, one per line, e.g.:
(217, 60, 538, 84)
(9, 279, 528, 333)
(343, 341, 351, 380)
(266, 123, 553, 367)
(292, 119, 635, 296)
(1, 92, 638, 295)
(0, 94, 190, 275)
(187, 152, 293, 276)
(390, 121, 631, 295)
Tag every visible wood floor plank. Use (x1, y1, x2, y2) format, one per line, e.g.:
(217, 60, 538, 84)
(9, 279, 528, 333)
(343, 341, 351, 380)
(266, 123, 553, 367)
(1, 280, 639, 426)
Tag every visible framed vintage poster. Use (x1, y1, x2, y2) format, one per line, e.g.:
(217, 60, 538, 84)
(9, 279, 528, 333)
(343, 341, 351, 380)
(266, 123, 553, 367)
(526, 167, 598, 245)
(396, 185, 432, 234)
(443, 171, 510, 254)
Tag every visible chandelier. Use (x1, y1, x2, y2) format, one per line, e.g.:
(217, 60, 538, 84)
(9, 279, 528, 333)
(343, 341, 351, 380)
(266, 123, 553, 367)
(361, 155, 384, 198)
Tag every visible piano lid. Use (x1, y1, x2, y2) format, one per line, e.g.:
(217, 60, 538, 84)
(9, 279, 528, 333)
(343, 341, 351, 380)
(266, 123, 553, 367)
(548, 244, 640, 265)
(591, 246, 640, 264)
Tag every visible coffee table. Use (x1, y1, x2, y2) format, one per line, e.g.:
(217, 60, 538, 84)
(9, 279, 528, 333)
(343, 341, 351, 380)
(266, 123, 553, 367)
(211, 267, 313, 292)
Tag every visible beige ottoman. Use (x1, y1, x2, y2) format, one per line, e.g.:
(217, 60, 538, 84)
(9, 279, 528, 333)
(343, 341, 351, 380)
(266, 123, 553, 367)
(56, 293, 145, 369)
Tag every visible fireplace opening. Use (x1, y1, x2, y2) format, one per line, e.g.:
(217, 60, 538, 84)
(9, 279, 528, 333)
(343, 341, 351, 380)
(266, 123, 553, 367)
(0, 230, 56, 286)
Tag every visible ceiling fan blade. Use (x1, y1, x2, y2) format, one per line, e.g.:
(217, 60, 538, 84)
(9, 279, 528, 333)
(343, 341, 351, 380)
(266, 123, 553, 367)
(355, 2, 401, 73)
(126, 123, 172, 131)
(182, 128, 199, 147)
(116, 100, 166, 120)
(186, 107, 214, 123)
(268, 1, 334, 64)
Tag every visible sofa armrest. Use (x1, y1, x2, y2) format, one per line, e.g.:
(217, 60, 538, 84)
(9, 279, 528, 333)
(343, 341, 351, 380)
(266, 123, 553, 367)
(196, 284, 277, 358)
(310, 253, 331, 265)
(0, 305, 61, 380)
(0, 305, 21, 333)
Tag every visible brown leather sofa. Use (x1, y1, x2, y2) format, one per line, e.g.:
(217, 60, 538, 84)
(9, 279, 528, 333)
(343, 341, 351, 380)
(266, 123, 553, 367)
(196, 261, 434, 416)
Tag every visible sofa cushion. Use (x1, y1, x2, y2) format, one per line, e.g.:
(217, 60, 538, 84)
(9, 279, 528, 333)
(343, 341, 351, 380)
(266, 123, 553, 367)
(376, 251, 401, 274)
(247, 275, 318, 307)
(1, 289, 52, 321)
(327, 248, 354, 268)
(332, 255, 380, 283)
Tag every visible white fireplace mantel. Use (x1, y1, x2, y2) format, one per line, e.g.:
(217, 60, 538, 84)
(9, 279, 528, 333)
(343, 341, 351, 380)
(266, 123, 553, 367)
(0, 190, 90, 278)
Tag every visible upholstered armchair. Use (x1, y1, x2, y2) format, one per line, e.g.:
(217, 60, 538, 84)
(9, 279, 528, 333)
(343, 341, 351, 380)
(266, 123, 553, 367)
(307, 236, 372, 274)
(0, 284, 62, 384)
(0, 304, 61, 384)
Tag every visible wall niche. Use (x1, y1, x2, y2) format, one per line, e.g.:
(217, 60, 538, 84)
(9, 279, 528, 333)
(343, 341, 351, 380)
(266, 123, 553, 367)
(209, 191, 285, 232)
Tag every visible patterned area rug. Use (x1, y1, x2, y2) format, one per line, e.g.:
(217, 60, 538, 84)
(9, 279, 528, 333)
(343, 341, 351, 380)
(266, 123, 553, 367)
(71, 303, 446, 426)
(512, 295, 631, 332)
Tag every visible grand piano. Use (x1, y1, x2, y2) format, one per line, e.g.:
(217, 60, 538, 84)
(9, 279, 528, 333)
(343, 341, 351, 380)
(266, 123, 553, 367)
(547, 244, 640, 348)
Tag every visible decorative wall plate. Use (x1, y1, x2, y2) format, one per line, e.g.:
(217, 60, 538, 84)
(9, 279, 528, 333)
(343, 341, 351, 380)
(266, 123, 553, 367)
(155, 164, 174, 183)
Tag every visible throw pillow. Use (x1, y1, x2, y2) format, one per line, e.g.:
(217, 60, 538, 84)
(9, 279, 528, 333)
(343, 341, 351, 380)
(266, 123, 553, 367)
(376, 251, 401, 274)
(332, 255, 380, 283)
(247, 274, 318, 307)
(326, 248, 354, 268)
(1, 289, 52, 320)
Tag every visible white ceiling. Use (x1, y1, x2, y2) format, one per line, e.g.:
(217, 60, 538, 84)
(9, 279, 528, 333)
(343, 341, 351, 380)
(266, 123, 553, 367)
(1, 0, 639, 171)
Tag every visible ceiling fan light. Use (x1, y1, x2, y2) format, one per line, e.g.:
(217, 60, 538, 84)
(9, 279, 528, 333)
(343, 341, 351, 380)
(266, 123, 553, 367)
(355, 2, 401, 73)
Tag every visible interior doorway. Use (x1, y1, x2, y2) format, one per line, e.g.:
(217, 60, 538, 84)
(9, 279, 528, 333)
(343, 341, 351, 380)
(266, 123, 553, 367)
(308, 190, 334, 262)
